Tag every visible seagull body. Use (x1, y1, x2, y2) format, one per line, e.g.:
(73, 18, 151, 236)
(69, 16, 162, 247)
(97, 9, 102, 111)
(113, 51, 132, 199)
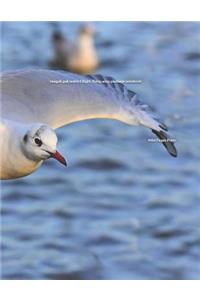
(0, 69, 177, 180)
(67, 24, 99, 74)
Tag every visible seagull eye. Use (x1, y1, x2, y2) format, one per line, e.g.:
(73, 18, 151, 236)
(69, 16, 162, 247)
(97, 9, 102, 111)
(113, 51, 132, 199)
(34, 138, 42, 147)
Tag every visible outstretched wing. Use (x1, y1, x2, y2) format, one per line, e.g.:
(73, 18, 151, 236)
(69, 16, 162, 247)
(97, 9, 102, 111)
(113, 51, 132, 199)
(87, 73, 168, 130)
(87, 74, 177, 157)
(1, 69, 135, 127)
(1, 69, 177, 157)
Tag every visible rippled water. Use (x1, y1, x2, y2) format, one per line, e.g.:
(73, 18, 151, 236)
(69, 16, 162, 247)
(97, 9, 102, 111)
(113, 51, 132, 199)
(1, 21, 200, 279)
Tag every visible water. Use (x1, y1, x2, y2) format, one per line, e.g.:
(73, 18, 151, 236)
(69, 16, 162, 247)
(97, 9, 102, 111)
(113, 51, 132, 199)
(1, 21, 200, 279)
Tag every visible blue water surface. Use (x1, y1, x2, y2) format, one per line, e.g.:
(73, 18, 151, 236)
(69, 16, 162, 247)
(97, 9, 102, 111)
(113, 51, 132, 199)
(1, 21, 200, 279)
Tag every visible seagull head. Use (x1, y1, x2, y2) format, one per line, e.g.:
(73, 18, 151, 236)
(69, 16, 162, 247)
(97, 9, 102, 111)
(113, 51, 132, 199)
(22, 124, 67, 166)
(80, 23, 96, 36)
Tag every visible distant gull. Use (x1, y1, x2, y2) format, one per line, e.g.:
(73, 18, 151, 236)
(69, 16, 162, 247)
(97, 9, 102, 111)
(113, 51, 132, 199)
(0, 69, 177, 180)
(49, 24, 99, 74)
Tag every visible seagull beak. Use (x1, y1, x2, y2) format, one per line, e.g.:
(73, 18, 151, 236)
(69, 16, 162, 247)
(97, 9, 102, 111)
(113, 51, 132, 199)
(51, 150, 67, 166)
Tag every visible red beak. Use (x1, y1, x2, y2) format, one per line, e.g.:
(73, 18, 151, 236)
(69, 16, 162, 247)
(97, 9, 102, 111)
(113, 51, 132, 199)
(51, 150, 67, 166)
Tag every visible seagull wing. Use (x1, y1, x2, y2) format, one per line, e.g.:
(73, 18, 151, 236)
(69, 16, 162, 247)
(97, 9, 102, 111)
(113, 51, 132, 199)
(1, 69, 177, 157)
(1, 69, 126, 126)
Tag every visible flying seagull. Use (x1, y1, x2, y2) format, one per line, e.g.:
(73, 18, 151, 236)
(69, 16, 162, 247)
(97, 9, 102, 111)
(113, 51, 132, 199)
(0, 69, 177, 180)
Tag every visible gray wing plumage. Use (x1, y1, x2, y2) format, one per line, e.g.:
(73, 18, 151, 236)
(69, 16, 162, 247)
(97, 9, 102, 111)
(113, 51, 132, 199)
(87, 74, 177, 157)
(1, 69, 177, 157)
(87, 74, 167, 129)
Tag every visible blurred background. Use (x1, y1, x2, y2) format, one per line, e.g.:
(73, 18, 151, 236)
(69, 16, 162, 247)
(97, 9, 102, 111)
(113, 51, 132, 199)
(1, 21, 200, 279)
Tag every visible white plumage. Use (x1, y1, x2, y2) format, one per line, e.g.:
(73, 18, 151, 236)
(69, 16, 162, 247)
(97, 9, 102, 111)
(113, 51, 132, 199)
(0, 69, 177, 180)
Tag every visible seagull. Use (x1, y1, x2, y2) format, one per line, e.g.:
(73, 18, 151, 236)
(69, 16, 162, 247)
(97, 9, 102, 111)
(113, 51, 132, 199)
(0, 69, 177, 180)
(49, 24, 99, 74)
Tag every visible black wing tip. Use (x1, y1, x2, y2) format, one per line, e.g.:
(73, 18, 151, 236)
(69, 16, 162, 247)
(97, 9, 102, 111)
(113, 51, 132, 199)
(151, 129, 178, 158)
(169, 147, 178, 158)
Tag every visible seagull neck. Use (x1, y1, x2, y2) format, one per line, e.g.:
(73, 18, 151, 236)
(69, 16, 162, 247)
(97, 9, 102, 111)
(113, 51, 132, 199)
(6, 121, 28, 158)
(79, 33, 94, 47)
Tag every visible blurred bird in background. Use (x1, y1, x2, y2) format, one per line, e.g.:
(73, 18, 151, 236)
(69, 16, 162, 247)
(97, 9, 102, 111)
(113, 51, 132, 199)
(49, 23, 99, 74)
